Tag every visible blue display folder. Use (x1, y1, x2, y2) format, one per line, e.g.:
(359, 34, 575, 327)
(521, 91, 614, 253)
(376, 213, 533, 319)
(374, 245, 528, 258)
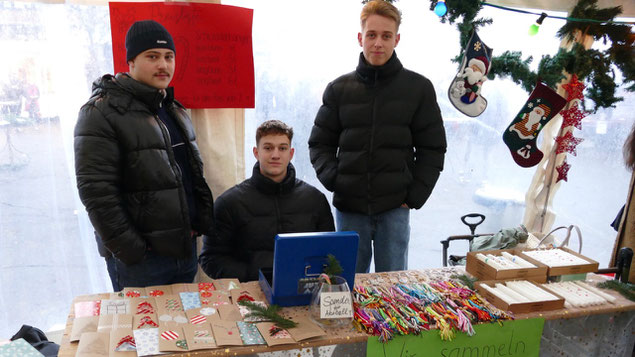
(258, 231, 359, 307)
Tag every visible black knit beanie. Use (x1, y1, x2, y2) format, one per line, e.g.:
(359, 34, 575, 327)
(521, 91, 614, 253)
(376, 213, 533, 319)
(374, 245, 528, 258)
(125, 20, 176, 62)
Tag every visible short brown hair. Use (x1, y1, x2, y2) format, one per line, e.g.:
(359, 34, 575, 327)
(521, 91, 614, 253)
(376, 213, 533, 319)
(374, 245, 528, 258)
(361, 0, 402, 31)
(256, 120, 294, 145)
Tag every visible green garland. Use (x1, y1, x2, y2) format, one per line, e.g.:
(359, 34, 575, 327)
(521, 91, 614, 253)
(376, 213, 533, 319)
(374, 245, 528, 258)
(429, 0, 634, 111)
(596, 280, 635, 302)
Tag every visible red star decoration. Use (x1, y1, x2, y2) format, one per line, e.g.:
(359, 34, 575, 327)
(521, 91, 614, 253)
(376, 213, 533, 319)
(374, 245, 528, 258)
(562, 74, 585, 102)
(555, 131, 584, 156)
(560, 103, 586, 130)
(556, 160, 571, 183)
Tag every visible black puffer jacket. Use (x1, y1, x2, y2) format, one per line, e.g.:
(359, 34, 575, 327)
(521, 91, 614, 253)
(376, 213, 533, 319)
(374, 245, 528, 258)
(309, 52, 446, 215)
(74, 73, 214, 265)
(199, 163, 335, 282)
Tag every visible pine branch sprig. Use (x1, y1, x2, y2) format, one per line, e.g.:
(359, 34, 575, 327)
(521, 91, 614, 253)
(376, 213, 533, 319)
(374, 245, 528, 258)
(237, 300, 298, 329)
(596, 280, 635, 302)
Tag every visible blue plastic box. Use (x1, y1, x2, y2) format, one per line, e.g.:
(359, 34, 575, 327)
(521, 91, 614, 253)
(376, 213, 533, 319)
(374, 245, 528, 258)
(258, 231, 359, 307)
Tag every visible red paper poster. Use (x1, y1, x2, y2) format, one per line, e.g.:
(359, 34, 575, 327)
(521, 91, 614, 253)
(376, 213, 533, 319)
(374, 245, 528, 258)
(109, 2, 254, 108)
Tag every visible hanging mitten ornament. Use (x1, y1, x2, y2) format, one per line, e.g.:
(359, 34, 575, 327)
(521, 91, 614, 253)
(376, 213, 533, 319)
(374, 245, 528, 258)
(503, 81, 567, 167)
(448, 29, 493, 117)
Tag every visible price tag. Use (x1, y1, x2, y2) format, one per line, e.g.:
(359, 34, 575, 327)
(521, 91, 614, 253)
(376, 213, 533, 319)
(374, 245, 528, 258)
(320, 292, 353, 319)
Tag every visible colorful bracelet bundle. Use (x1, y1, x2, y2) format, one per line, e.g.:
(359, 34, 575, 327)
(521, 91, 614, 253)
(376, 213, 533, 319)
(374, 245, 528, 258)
(352, 280, 512, 342)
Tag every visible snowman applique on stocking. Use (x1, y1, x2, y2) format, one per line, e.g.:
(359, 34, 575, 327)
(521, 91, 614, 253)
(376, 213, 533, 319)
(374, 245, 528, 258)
(448, 29, 493, 117)
(503, 81, 567, 167)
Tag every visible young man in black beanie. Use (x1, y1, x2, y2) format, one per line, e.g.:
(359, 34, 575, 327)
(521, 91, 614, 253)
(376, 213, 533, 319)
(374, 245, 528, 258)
(74, 20, 214, 291)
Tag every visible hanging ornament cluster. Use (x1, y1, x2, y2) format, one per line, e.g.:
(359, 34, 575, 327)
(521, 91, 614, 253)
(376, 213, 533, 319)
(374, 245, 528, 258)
(554, 75, 587, 183)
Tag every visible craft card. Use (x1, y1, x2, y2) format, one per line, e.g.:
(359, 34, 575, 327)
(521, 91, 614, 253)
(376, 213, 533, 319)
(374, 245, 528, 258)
(256, 322, 295, 346)
(286, 316, 327, 341)
(182, 323, 217, 350)
(0, 338, 43, 357)
(230, 287, 266, 304)
(155, 295, 188, 325)
(170, 283, 198, 294)
(100, 299, 130, 315)
(199, 290, 231, 307)
(198, 282, 215, 295)
(71, 316, 99, 342)
(75, 300, 101, 317)
(158, 325, 188, 352)
(122, 287, 146, 299)
(217, 303, 243, 321)
(110, 292, 125, 299)
(238, 301, 268, 322)
(236, 321, 265, 345)
(98, 314, 133, 332)
(210, 321, 243, 347)
(76, 331, 110, 356)
(145, 285, 172, 297)
(185, 306, 220, 325)
(179, 292, 201, 311)
(130, 297, 157, 315)
(109, 328, 136, 356)
(213, 278, 241, 291)
(132, 328, 165, 356)
(133, 314, 159, 330)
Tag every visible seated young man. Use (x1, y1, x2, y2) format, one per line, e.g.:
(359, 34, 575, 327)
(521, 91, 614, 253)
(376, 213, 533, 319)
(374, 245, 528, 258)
(199, 120, 335, 282)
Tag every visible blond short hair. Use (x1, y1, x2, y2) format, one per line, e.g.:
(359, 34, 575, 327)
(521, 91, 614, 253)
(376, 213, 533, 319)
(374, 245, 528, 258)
(360, 0, 402, 31)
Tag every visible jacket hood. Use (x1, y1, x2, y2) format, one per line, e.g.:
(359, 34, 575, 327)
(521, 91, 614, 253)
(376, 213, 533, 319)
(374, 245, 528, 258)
(250, 162, 297, 195)
(356, 51, 403, 85)
(90, 73, 177, 113)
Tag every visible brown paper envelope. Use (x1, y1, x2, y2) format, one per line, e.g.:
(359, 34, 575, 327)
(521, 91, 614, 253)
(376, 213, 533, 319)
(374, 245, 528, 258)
(210, 321, 243, 346)
(109, 292, 125, 299)
(256, 322, 296, 346)
(213, 279, 241, 291)
(76, 331, 110, 356)
(109, 327, 136, 356)
(182, 323, 217, 351)
(155, 294, 184, 314)
(230, 287, 266, 304)
(122, 287, 146, 299)
(170, 283, 198, 294)
(132, 314, 159, 330)
(217, 304, 243, 321)
(199, 290, 231, 308)
(286, 316, 326, 341)
(100, 299, 130, 315)
(129, 297, 157, 315)
(185, 307, 220, 325)
(71, 316, 99, 342)
(145, 285, 173, 297)
(158, 325, 188, 352)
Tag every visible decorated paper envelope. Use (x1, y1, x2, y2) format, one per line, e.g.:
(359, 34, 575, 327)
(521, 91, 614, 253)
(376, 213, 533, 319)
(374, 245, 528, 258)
(133, 328, 166, 356)
(158, 325, 188, 352)
(0, 338, 43, 357)
(210, 321, 243, 347)
(199, 290, 231, 307)
(179, 292, 201, 311)
(100, 299, 130, 315)
(230, 287, 266, 304)
(256, 322, 295, 346)
(110, 291, 125, 299)
(198, 282, 215, 293)
(75, 300, 101, 317)
(217, 303, 243, 321)
(183, 323, 217, 351)
(238, 301, 268, 322)
(170, 283, 198, 294)
(130, 297, 157, 315)
(98, 314, 133, 332)
(76, 331, 110, 356)
(185, 306, 220, 325)
(286, 316, 326, 341)
(133, 314, 159, 330)
(155, 295, 188, 325)
(213, 278, 241, 291)
(236, 321, 265, 345)
(109, 327, 136, 357)
(71, 316, 99, 342)
(145, 285, 172, 297)
(122, 287, 146, 298)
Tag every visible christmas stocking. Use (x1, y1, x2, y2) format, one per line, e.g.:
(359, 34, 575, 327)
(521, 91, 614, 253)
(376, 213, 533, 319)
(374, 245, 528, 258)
(503, 81, 567, 167)
(448, 29, 493, 117)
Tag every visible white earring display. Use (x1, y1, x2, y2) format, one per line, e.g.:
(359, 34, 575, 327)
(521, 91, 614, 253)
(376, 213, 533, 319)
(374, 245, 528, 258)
(522, 248, 589, 267)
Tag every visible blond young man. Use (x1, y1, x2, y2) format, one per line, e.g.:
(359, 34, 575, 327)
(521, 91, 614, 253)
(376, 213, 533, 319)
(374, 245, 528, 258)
(309, 1, 446, 273)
